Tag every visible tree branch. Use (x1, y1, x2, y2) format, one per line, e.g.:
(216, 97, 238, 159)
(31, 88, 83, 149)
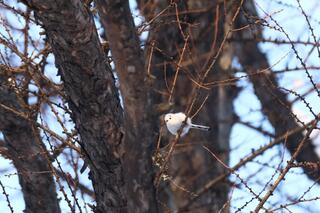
(0, 68, 61, 213)
(234, 0, 320, 181)
(94, 0, 159, 211)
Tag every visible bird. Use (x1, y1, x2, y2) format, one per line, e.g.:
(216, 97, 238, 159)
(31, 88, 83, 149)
(164, 112, 211, 137)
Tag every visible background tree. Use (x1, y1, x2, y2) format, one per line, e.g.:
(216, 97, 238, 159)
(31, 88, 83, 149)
(0, 0, 320, 212)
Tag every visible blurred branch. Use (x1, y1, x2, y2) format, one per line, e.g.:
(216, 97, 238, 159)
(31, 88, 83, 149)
(228, 37, 320, 46)
(237, 120, 275, 137)
(0, 139, 10, 159)
(55, 169, 95, 198)
(234, 0, 320, 182)
(0, 180, 14, 213)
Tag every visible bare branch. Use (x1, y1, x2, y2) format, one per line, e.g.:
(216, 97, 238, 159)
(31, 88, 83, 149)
(0, 68, 61, 213)
(234, 0, 320, 182)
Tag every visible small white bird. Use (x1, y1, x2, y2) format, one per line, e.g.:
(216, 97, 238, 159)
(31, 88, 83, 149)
(164, 112, 211, 136)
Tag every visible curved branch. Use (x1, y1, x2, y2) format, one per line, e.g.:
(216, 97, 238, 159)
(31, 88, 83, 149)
(234, 0, 320, 181)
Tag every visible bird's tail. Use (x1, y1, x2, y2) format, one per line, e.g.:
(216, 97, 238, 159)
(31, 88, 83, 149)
(190, 124, 211, 131)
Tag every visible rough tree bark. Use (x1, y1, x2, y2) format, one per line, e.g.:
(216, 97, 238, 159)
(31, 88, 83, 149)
(234, 0, 320, 181)
(94, 1, 159, 212)
(22, 0, 127, 212)
(0, 68, 61, 213)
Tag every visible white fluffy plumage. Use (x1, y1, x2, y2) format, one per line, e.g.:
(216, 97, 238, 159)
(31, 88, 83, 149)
(164, 112, 210, 136)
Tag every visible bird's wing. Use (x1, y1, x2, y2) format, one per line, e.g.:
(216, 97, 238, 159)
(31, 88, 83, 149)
(175, 112, 187, 121)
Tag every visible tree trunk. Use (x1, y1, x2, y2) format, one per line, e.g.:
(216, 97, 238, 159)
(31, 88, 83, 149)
(0, 70, 61, 213)
(23, 0, 127, 212)
(95, 0, 159, 211)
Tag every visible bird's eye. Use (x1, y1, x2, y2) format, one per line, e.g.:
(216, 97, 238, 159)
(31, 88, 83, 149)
(169, 117, 171, 119)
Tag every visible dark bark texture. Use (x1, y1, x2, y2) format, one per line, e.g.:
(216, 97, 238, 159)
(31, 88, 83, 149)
(23, 0, 127, 212)
(0, 69, 61, 213)
(95, 1, 159, 212)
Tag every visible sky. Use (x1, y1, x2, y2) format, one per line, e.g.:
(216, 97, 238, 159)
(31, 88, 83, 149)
(1, 0, 320, 212)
